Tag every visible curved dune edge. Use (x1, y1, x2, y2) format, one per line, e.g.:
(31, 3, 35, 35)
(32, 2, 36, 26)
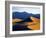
(27, 22, 40, 30)
(27, 17, 40, 30)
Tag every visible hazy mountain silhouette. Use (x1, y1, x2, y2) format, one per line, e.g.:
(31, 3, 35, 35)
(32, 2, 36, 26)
(12, 12, 40, 19)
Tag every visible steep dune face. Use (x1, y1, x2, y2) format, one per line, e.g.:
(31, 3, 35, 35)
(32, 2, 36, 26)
(27, 17, 40, 30)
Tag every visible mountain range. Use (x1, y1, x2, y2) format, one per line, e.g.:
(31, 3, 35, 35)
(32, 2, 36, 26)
(12, 12, 40, 19)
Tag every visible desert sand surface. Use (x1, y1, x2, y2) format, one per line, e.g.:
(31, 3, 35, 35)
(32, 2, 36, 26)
(12, 17, 40, 30)
(27, 17, 40, 30)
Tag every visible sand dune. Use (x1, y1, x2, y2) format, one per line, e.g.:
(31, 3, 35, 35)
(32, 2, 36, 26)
(27, 17, 40, 30)
(12, 17, 40, 30)
(12, 19, 23, 25)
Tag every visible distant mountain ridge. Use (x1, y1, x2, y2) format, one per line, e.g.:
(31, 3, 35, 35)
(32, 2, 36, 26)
(12, 12, 40, 19)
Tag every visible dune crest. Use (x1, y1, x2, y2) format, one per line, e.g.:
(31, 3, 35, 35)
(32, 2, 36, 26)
(27, 17, 40, 30)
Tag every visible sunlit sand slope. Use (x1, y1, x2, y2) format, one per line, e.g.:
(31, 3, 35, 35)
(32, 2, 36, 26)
(27, 17, 40, 30)
(12, 19, 23, 25)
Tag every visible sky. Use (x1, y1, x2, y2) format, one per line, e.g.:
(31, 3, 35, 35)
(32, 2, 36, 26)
(12, 7, 40, 14)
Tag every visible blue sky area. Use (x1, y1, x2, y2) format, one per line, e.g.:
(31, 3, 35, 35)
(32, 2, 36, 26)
(12, 7, 40, 14)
